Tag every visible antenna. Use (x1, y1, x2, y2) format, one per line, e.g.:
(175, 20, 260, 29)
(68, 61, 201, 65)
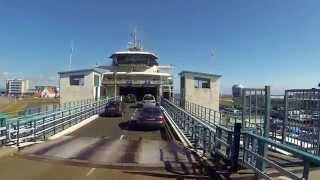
(69, 40, 74, 70)
(128, 27, 142, 50)
(133, 27, 137, 48)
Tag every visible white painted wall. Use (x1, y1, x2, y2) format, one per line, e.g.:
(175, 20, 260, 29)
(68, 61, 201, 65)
(59, 71, 102, 104)
(183, 73, 220, 111)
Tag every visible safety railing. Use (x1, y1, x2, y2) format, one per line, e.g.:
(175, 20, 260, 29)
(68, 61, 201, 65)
(0, 114, 7, 145)
(7, 98, 102, 120)
(163, 97, 320, 180)
(170, 97, 242, 129)
(241, 131, 320, 180)
(162, 98, 241, 170)
(3, 96, 119, 147)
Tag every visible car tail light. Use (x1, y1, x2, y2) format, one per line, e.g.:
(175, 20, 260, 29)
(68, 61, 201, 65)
(157, 115, 164, 121)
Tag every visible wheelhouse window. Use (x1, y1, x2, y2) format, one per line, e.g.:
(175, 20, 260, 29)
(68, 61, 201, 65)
(194, 77, 210, 89)
(94, 75, 100, 86)
(181, 76, 185, 89)
(70, 75, 84, 86)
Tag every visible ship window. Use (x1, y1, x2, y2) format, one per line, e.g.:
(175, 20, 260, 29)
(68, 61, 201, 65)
(194, 77, 210, 89)
(94, 75, 100, 86)
(181, 77, 185, 89)
(70, 75, 84, 86)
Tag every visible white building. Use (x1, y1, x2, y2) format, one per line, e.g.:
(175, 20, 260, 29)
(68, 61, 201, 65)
(58, 69, 103, 104)
(6, 79, 29, 97)
(180, 71, 221, 111)
(58, 33, 173, 104)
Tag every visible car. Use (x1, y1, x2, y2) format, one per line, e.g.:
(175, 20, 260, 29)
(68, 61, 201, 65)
(137, 107, 164, 128)
(142, 94, 156, 108)
(124, 94, 136, 103)
(104, 100, 122, 116)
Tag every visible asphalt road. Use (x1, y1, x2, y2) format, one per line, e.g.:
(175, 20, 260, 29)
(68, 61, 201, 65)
(0, 103, 206, 180)
(71, 103, 168, 141)
(0, 155, 186, 180)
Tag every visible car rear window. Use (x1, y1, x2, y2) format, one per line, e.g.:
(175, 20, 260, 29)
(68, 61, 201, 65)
(144, 96, 154, 100)
(109, 101, 119, 106)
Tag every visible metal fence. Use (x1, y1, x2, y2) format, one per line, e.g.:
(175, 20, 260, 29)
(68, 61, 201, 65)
(240, 131, 320, 180)
(1, 96, 118, 147)
(282, 89, 320, 155)
(267, 89, 320, 156)
(162, 98, 241, 170)
(170, 97, 242, 129)
(162, 94, 320, 180)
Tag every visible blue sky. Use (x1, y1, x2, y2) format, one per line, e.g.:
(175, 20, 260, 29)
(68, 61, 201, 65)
(0, 0, 320, 94)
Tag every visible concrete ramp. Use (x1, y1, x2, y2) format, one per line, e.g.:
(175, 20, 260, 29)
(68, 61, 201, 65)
(19, 136, 203, 172)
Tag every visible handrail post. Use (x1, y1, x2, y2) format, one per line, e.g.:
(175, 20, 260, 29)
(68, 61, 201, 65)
(282, 90, 288, 144)
(208, 110, 211, 124)
(53, 113, 56, 135)
(33, 119, 36, 142)
(62, 111, 64, 130)
(216, 127, 222, 150)
(256, 86, 271, 177)
(200, 106, 203, 120)
(42, 117, 45, 140)
(16, 120, 20, 148)
(241, 89, 246, 128)
(226, 131, 232, 158)
(231, 123, 241, 172)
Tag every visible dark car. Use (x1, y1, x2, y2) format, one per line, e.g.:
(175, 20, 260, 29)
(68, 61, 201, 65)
(124, 94, 136, 103)
(104, 100, 122, 117)
(137, 107, 164, 128)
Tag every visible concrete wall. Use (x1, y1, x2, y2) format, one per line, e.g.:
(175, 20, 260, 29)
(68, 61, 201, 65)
(59, 71, 102, 104)
(183, 73, 220, 111)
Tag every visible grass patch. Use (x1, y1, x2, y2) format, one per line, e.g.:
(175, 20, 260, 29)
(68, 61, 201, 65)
(0, 97, 59, 117)
(220, 95, 234, 108)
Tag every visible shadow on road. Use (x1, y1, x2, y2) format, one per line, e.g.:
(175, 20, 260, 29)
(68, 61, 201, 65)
(99, 112, 122, 118)
(118, 121, 160, 132)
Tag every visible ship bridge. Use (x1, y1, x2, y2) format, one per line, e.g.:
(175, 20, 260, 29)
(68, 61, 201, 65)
(100, 34, 173, 101)
(58, 32, 173, 104)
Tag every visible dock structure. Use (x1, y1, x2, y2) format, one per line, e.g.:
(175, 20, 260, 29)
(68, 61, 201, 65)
(1, 34, 320, 180)
(0, 85, 319, 179)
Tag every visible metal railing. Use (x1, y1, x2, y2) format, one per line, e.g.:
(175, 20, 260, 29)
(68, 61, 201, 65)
(162, 98, 241, 170)
(170, 97, 242, 128)
(162, 98, 320, 180)
(0, 114, 7, 144)
(2, 96, 119, 147)
(240, 131, 320, 180)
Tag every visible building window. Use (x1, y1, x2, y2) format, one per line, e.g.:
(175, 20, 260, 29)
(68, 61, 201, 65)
(94, 75, 100, 86)
(194, 77, 210, 89)
(70, 75, 84, 86)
